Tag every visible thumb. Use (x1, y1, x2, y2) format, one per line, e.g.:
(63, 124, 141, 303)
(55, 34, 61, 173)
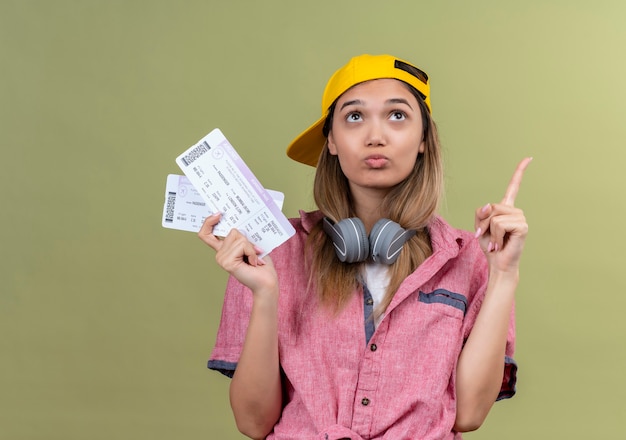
(198, 213, 224, 250)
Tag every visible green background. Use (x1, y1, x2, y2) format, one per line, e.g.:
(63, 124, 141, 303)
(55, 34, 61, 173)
(2, 1, 625, 438)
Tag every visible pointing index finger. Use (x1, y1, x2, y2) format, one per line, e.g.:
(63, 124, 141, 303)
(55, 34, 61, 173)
(501, 157, 533, 206)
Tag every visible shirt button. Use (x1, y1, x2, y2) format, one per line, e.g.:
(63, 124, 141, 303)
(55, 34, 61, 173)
(361, 397, 370, 406)
(366, 298, 374, 306)
(370, 343, 377, 352)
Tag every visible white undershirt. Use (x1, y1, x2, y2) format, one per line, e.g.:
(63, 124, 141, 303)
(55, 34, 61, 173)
(363, 262, 391, 326)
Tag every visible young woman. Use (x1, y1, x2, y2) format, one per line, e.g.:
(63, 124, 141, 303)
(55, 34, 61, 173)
(199, 54, 531, 440)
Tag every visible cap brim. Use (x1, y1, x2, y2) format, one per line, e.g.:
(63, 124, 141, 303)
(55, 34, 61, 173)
(286, 116, 327, 167)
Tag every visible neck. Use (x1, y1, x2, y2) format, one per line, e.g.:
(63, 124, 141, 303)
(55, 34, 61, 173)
(350, 186, 389, 233)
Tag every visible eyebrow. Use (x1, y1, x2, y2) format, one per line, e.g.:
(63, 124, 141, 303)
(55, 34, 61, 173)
(387, 98, 413, 109)
(339, 98, 414, 110)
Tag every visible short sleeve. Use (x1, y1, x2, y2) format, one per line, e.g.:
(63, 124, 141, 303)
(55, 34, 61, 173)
(461, 249, 518, 401)
(207, 275, 253, 378)
(499, 304, 517, 400)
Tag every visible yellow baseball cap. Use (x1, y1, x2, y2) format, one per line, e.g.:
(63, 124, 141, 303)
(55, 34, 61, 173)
(286, 54, 431, 167)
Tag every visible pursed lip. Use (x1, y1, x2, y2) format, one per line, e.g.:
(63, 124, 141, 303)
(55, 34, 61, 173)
(364, 154, 389, 168)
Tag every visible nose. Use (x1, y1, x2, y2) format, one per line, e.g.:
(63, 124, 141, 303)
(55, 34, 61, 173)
(366, 120, 386, 147)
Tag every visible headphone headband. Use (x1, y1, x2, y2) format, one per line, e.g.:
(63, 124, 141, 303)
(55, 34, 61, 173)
(323, 217, 415, 264)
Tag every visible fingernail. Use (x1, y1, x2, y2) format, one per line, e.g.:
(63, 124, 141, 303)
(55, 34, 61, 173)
(494, 243, 499, 252)
(481, 203, 490, 213)
(487, 242, 493, 252)
(474, 227, 482, 239)
(257, 259, 266, 266)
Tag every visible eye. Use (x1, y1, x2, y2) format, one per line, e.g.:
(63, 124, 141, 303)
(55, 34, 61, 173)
(390, 111, 406, 121)
(346, 112, 362, 122)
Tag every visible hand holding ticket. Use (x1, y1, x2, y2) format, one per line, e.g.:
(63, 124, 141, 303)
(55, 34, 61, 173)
(163, 129, 295, 256)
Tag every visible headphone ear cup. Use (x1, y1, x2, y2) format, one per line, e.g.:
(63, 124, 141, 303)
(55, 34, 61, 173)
(323, 217, 369, 263)
(369, 219, 417, 264)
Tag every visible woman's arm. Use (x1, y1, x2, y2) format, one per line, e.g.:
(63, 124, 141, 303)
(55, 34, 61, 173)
(454, 270, 517, 432)
(454, 158, 531, 432)
(229, 283, 282, 439)
(199, 214, 283, 439)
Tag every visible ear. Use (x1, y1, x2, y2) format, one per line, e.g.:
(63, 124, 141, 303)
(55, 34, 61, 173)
(327, 132, 338, 156)
(418, 140, 425, 154)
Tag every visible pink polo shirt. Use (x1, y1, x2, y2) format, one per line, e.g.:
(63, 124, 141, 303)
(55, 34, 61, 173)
(208, 210, 517, 440)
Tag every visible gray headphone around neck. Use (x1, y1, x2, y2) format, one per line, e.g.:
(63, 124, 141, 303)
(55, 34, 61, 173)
(322, 217, 416, 264)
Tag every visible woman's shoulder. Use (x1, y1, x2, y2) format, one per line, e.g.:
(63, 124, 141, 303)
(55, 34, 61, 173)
(288, 209, 324, 233)
(428, 215, 483, 256)
(269, 210, 322, 259)
(427, 216, 488, 288)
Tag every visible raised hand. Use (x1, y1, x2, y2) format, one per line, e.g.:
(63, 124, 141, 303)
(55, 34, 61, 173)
(474, 158, 532, 274)
(198, 213, 278, 294)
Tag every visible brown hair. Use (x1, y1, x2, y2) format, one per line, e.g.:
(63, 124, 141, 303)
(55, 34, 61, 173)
(306, 81, 444, 317)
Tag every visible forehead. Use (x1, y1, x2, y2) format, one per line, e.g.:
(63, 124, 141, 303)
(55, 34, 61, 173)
(336, 78, 417, 106)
